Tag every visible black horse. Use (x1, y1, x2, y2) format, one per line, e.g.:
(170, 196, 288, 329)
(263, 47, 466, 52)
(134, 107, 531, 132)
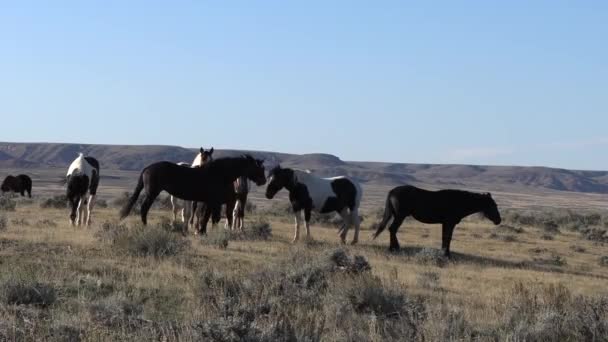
(373, 185, 501, 257)
(119, 155, 266, 234)
(1, 174, 32, 198)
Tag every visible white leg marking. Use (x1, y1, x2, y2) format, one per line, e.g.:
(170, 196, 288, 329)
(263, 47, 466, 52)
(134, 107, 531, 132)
(292, 211, 301, 243)
(86, 194, 96, 226)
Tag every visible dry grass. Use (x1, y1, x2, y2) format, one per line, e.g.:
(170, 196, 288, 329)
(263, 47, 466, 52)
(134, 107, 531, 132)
(0, 201, 607, 341)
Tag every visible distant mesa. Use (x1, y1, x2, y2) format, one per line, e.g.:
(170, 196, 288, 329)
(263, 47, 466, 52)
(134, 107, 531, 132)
(0, 142, 607, 194)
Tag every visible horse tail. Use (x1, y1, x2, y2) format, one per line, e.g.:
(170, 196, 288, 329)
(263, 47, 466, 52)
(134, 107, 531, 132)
(373, 193, 394, 239)
(119, 172, 144, 220)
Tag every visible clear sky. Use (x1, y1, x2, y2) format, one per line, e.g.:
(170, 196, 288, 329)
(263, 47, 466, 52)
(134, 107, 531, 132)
(1, 1, 607, 170)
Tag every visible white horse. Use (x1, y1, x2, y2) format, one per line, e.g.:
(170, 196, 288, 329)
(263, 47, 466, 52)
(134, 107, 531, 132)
(66, 153, 100, 226)
(265, 165, 362, 244)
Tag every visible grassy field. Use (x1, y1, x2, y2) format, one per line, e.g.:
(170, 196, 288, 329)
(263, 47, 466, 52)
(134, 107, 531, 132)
(0, 192, 607, 341)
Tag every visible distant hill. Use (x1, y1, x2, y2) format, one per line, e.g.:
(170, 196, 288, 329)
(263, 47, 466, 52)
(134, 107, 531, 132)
(1, 141, 608, 194)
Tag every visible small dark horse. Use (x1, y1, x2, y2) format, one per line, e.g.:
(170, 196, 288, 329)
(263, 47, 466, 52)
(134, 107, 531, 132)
(1, 174, 32, 198)
(373, 185, 501, 257)
(119, 155, 266, 234)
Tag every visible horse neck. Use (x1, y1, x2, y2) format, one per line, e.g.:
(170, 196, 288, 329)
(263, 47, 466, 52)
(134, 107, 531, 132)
(460, 194, 486, 217)
(209, 158, 248, 184)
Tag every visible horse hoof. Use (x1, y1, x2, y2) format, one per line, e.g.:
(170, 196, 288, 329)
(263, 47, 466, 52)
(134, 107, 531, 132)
(350, 240, 358, 245)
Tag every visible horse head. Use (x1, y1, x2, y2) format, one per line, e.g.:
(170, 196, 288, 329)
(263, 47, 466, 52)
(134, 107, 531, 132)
(265, 165, 294, 199)
(240, 154, 266, 186)
(481, 193, 501, 225)
(193, 147, 214, 167)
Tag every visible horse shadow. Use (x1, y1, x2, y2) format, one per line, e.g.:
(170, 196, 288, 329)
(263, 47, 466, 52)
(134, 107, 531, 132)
(355, 243, 608, 280)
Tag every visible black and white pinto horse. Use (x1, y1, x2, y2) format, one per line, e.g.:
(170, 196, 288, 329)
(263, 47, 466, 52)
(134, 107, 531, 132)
(169, 147, 214, 223)
(1, 174, 32, 198)
(65, 153, 100, 226)
(265, 165, 362, 244)
(372, 185, 502, 257)
(119, 155, 266, 235)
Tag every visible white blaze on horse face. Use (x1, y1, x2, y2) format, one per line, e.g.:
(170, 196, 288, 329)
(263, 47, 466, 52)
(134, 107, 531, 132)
(192, 153, 203, 167)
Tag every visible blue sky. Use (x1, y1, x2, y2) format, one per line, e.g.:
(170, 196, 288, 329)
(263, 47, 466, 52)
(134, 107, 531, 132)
(1, 1, 607, 170)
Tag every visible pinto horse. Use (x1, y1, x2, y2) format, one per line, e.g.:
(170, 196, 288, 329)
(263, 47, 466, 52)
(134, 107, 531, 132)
(1, 174, 32, 198)
(65, 153, 100, 226)
(169, 147, 214, 223)
(119, 155, 266, 235)
(372, 185, 502, 257)
(265, 165, 362, 244)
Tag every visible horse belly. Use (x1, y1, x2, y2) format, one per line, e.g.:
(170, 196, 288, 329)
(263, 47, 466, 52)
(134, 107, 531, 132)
(411, 212, 443, 224)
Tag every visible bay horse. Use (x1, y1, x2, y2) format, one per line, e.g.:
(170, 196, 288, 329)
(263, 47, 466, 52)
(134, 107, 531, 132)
(265, 165, 362, 244)
(119, 155, 266, 235)
(1, 174, 32, 198)
(372, 185, 502, 257)
(169, 147, 214, 223)
(65, 153, 100, 226)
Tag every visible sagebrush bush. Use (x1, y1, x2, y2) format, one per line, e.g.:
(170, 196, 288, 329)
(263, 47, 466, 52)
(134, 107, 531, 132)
(11, 218, 29, 226)
(36, 219, 57, 228)
(417, 271, 441, 290)
(414, 248, 448, 267)
(0, 215, 7, 231)
(496, 224, 525, 234)
(101, 222, 189, 257)
(40, 195, 67, 209)
(237, 219, 272, 240)
(96, 199, 108, 208)
(496, 282, 608, 341)
(1, 279, 56, 307)
(0, 197, 16, 211)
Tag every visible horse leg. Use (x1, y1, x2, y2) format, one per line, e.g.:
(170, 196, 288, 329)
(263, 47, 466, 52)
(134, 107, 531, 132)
(200, 206, 212, 235)
(211, 205, 222, 229)
(69, 196, 78, 226)
(350, 207, 361, 245)
(388, 215, 406, 252)
(304, 207, 312, 240)
(189, 202, 198, 233)
(140, 191, 159, 226)
(441, 223, 456, 258)
(170, 196, 178, 222)
(338, 208, 351, 243)
(232, 200, 241, 231)
(86, 194, 96, 226)
(292, 210, 302, 243)
(76, 196, 85, 226)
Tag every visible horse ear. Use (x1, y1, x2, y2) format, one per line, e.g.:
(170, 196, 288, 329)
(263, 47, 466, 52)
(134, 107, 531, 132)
(200, 147, 204, 153)
(486, 192, 492, 198)
(209, 147, 214, 154)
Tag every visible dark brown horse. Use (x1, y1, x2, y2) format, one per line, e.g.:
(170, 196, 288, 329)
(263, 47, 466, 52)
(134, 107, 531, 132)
(373, 185, 501, 257)
(1, 174, 32, 198)
(119, 155, 266, 234)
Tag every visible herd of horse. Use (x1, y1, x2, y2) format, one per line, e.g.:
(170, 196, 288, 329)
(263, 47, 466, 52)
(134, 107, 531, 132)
(1, 149, 502, 257)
